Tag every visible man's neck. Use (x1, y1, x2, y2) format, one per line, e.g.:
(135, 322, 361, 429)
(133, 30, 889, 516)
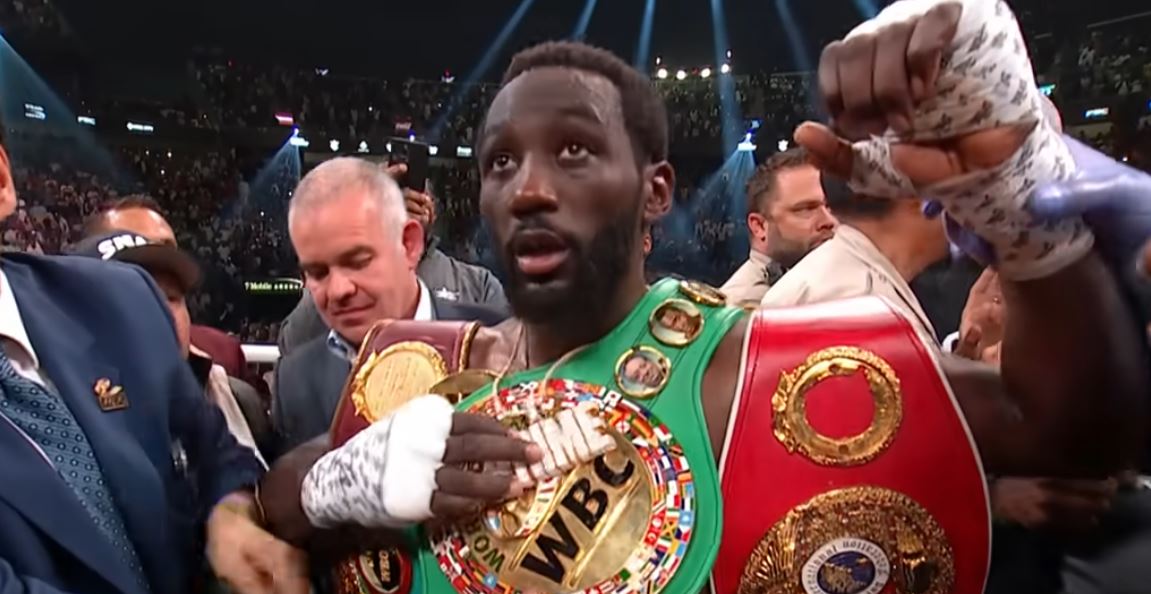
(846, 220, 934, 282)
(523, 271, 648, 367)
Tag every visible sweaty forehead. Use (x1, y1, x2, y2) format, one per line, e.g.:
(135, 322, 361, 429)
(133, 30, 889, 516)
(485, 67, 624, 132)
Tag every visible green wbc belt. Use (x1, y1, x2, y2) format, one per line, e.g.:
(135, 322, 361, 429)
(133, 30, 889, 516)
(415, 279, 746, 594)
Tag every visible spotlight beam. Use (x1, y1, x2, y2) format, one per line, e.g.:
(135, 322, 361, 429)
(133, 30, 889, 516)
(633, 0, 657, 69)
(430, 0, 537, 139)
(708, 0, 742, 152)
(571, 0, 599, 40)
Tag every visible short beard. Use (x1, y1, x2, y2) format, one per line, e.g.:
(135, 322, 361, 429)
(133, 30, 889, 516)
(766, 226, 810, 269)
(501, 204, 641, 329)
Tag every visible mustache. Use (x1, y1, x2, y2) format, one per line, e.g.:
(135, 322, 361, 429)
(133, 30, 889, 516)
(505, 217, 580, 253)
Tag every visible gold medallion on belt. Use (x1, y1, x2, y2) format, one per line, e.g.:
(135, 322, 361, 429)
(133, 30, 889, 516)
(772, 346, 902, 467)
(350, 341, 449, 422)
(740, 486, 954, 594)
(432, 379, 696, 594)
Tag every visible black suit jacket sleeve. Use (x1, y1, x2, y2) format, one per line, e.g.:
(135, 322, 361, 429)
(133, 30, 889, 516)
(133, 268, 264, 508)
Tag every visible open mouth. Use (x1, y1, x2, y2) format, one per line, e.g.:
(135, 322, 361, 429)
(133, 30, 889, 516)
(511, 229, 572, 278)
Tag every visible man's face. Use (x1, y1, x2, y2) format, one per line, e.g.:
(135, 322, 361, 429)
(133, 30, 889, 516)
(0, 146, 17, 221)
(754, 165, 837, 268)
(478, 67, 671, 324)
(290, 189, 424, 346)
(624, 356, 662, 385)
(151, 271, 191, 358)
(103, 208, 177, 245)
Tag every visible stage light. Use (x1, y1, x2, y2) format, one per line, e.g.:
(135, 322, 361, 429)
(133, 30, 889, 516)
(656, 67, 668, 79)
(1084, 107, 1109, 119)
(329, 139, 340, 152)
(409, 132, 416, 141)
(675, 69, 687, 81)
(1038, 83, 1055, 97)
(77, 116, 96, 126)
(701, 67, 712, 79)
(738, 133, 757, 152)
(429, 145, 439, 156)
(386, 142, 393, 153)
(726, 49, 732, 59)
(275, 112, 294, 126)
(357, 141, 369, 153)
(656, 56, 662, 65)
(720, 63, 731, 74)
(777, 139, 789, 152)
(457, 146, 474, 158)
(289, 127, 310, 148)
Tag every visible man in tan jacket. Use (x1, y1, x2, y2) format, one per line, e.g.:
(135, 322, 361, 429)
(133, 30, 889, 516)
(761, 173, 949, 347)
(721, 148, 836, 305)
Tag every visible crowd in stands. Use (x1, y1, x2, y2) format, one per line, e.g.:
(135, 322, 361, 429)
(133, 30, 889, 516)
(1, 3, 1150, 342)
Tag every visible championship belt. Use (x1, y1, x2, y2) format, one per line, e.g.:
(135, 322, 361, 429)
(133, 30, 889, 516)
(714, 297, 990, 594)
(417, 279, 746, 594)
(328, 319, 485, 594)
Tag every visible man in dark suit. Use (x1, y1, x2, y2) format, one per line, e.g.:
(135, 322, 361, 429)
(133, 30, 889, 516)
(273, 157, 506, 453)
(0, 128, 307, 591)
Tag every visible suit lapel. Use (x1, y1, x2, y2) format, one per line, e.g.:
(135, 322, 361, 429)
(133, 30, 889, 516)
(1, 258, 151, 594)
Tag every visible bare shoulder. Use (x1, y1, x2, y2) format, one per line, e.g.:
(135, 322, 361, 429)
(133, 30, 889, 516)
(700, 315, 751, 458)
(464, 319, 521, 370)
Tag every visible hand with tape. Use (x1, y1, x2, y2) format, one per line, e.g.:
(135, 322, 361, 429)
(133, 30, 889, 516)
(797, 0, 1091, 281)
(301, 395, 541, 529)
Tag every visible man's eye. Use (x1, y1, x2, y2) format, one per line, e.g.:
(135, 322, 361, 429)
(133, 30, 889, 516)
(559, 143, 590, 160)
(490, 153, 514, 171)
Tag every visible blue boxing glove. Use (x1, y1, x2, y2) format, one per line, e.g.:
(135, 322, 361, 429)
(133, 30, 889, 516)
(927, 137, 1151, 276)
(1026, 137, 1151, 275)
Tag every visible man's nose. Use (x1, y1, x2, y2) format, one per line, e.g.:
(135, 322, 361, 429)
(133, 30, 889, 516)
(815, 206, 838, 231)
(509, 156, 560, 218)
(326, 269, 357, 301)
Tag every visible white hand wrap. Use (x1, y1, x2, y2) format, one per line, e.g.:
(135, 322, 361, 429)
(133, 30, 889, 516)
(844, 0, 1093, 280)
(301, 394, 455, 528)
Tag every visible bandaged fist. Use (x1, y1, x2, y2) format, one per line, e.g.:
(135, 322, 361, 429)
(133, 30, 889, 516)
(799, 0, 1029, 187)
(301, 395, 541, 529)
(207, 492, 310, 594)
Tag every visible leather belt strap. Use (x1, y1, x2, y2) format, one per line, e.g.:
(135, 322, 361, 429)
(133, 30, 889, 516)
(713, 296, 990, 594)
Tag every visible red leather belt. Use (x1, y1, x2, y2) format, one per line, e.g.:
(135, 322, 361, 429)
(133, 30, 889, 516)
(329, 319, 478, 447)
(327, 319, 480, 594)
(714, 297, 989, 594)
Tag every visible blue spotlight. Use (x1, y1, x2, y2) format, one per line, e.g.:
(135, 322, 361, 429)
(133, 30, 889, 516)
(633, 0, 657, 69)
(737, 133, 757, 152)
(709, 0, 742, 151)
(430, 0, 537, 139)
(571, 0, 599, 40)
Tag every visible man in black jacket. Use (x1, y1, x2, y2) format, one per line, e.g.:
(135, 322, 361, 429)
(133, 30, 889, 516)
(273, 157, 505, 453)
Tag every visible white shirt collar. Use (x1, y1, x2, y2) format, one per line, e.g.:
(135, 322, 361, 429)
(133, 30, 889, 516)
(327, 280, 434, 362)
(414, 279, 434, 322)
(0, 267, 39, 370)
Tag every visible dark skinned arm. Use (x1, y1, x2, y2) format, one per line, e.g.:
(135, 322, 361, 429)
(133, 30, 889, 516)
(942, 253, 1148, 477)
(796, 5, 1148, 478)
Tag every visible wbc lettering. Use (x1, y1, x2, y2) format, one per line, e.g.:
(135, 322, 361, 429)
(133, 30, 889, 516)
(518, 454, 636, 585)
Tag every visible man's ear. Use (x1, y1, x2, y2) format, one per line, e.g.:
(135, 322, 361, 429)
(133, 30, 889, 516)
(643, 161, 675, 224)
(400, 219, 425, 269)
(747, 212, 768, 243)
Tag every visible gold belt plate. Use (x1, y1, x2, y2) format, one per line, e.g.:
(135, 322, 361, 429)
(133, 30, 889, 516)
(740, 486, 954, 594)
(350, 341, 448, 423)
(431, 379, 696, 594)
